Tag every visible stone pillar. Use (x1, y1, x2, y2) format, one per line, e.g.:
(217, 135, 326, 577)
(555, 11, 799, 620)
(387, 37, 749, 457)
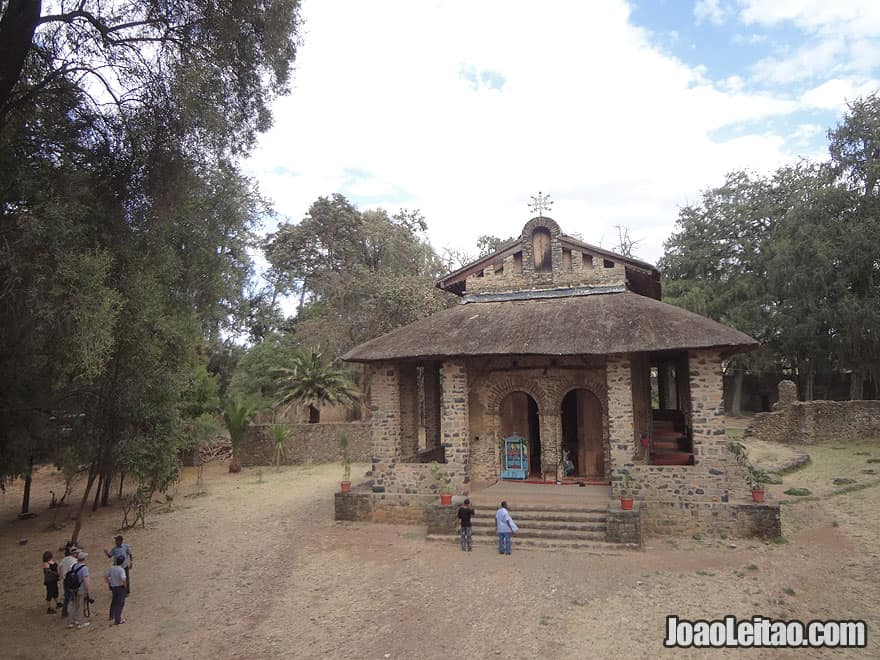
(368, 363, 401, 492)
(607, 354, 635, 491)
(688, 350, 727, 469)
(398, 364, 419, 459)
(541, 413, 561, 480)
(423, 363, 442, 448)
(441, 360, 469, 486)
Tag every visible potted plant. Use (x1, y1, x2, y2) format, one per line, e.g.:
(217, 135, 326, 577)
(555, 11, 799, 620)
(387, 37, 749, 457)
(619, 472, 635, 510)
(429, 460, 453, 505)
(340, 430, 351, 493)
(729, 441, 764, 503)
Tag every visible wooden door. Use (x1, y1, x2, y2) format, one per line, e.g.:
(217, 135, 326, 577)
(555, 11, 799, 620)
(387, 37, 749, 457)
(500, 392, 530, 442)
(576, 389, 604, 477)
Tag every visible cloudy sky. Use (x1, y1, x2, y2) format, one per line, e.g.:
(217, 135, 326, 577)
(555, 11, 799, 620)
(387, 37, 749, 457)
(245, 0, 880, 265)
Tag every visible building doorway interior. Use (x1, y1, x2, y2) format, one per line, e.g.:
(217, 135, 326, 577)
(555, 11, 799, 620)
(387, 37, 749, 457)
(500, 391, 542, 478)
(560, 389, 604, 478)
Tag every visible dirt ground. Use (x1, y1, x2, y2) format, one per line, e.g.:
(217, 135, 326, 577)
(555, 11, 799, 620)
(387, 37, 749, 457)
(2, 438, 879, 660)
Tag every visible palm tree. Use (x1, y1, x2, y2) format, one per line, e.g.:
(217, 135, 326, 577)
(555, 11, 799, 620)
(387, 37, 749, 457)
(223, 396, 260, 473)
(273, 349, 358, 423)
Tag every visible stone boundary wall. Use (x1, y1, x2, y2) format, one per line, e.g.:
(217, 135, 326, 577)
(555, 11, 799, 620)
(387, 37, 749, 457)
(640, 500, 781, 539)
(334, 489, 440, 525)
(239, 422, 370, 467)
(745, 401, 880, 444)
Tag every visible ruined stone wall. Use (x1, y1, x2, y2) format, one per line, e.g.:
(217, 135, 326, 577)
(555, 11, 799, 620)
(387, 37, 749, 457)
(334, 489, 436, 525)
(240, 422, 371, 467)
(745, 400, 880, 443)
(640, 501, 781, 539)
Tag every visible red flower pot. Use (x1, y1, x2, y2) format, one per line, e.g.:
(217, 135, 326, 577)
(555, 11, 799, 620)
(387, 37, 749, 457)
(620, 497, 634, 510)
(439, 493, 453, 505)
(340, 481, 351, 493)
(751, 489, 764, 503)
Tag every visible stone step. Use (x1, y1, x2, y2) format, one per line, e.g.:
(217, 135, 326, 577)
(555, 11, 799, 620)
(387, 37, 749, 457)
(468, 527, 608, 541)
(426, 534, 638, 553)
(470, 519, 606, 533)
(466, 503, 608, 515)
(468, 511, 607, 524)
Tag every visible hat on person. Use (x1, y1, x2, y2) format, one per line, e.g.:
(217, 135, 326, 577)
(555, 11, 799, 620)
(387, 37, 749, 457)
(76, 551, 88, 560)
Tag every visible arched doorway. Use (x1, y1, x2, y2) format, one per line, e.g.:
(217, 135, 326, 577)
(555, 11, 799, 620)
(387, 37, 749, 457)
(560, 389, 604, 478)
(500, 391, 542, 478)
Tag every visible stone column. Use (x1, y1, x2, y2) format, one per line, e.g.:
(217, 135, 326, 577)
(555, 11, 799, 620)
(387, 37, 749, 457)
(607, 354, 635, 490)
(398, 364, 419, 459)
(688, 350, 726, 468)
(441, 360, 469, 486)
(541, 413, 561, 480)
(423, 363, 442, 449)
(368, 363, 401, 492)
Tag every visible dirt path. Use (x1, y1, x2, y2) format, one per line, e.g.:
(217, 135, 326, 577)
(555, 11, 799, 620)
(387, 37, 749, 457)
(2, 446, 879, 659)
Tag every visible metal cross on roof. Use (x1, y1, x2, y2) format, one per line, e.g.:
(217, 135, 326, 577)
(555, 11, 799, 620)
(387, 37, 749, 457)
(528, 191, 553, 216)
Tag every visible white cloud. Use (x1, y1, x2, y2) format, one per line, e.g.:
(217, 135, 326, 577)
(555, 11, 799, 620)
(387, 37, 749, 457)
(800, 78, 880, 110)
(738, 0, 880, 38)
(695, 0, 727, 26)
(244, 0, 860, 267)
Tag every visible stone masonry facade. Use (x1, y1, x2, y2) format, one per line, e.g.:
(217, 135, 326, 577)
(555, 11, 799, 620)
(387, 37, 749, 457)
(464, 217, 630, 296)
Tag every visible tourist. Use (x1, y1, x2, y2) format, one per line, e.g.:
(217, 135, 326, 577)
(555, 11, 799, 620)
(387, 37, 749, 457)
(457, 499, 475, 551)
(68, 551, 92, 629)
(104, 535, 133, 594)
(105, 554, 127, 625)
(495, 501, 519, 555)
(58, 544, 78, 618)
(41, 551, 60, 614)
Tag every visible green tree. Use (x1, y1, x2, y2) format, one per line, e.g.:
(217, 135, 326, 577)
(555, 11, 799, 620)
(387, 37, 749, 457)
(222, 396, 260, 473)
(273, 350, 358, 423)
(265, 196, 453, 358)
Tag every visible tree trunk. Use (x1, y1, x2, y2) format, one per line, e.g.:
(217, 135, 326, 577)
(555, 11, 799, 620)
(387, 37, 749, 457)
(308, 405, 320, 424)
(100, 471, 112, 506)
(71, 464, 98, 544)
(850, 370, 864, 400)
(0, 0, 42, 124)
(730, 370, 744, 416)
(20, 455, 33, 514)
(91, 472, 103, 511)
(118, 472, 125, 499)
(804, 371, 815, 401)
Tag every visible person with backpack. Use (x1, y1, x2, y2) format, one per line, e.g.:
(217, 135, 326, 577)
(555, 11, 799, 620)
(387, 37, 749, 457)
(41, 551, 61, 613)
(66, 551, 92, 629)
(105, 554, 127, 625)
(58, 544, 78, 618)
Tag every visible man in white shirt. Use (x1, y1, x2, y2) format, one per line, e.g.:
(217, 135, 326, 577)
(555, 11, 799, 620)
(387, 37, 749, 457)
(58, 545, 78, 618)
(495, 501, 519, 555)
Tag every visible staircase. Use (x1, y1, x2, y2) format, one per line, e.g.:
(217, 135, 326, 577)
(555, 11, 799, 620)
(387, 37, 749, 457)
(426, 502, 638, 552)
(650, 410, 694, 466)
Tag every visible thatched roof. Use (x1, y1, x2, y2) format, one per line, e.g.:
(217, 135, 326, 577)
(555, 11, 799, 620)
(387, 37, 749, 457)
(342, 291, 758, 362)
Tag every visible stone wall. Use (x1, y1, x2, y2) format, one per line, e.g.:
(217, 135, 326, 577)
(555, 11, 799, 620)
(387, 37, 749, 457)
(334, 488, 441, 525)
(639, 500, 781, 539)
(745, 400, 880, 443)
(239, 422, 370, 467)
(606, 505, 642, 545)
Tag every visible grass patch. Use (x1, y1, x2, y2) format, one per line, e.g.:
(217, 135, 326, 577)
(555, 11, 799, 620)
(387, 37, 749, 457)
(783, 587, 796, 596)
(745, 564, 759, 571)
(539, 615, 552, 626)
(784, 487, 812, 496)
(571, 596, 589, 607)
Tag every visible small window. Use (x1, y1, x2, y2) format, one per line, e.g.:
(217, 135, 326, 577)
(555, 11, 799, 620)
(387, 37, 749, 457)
(603, 259, 614, 269)
(584, 254, 594, 267)
(513, 252, 523, 274)
(494, 260, 504, 276)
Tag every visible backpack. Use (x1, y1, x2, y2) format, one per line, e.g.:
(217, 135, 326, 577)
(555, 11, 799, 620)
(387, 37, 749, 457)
(64, 563, 85, 591)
